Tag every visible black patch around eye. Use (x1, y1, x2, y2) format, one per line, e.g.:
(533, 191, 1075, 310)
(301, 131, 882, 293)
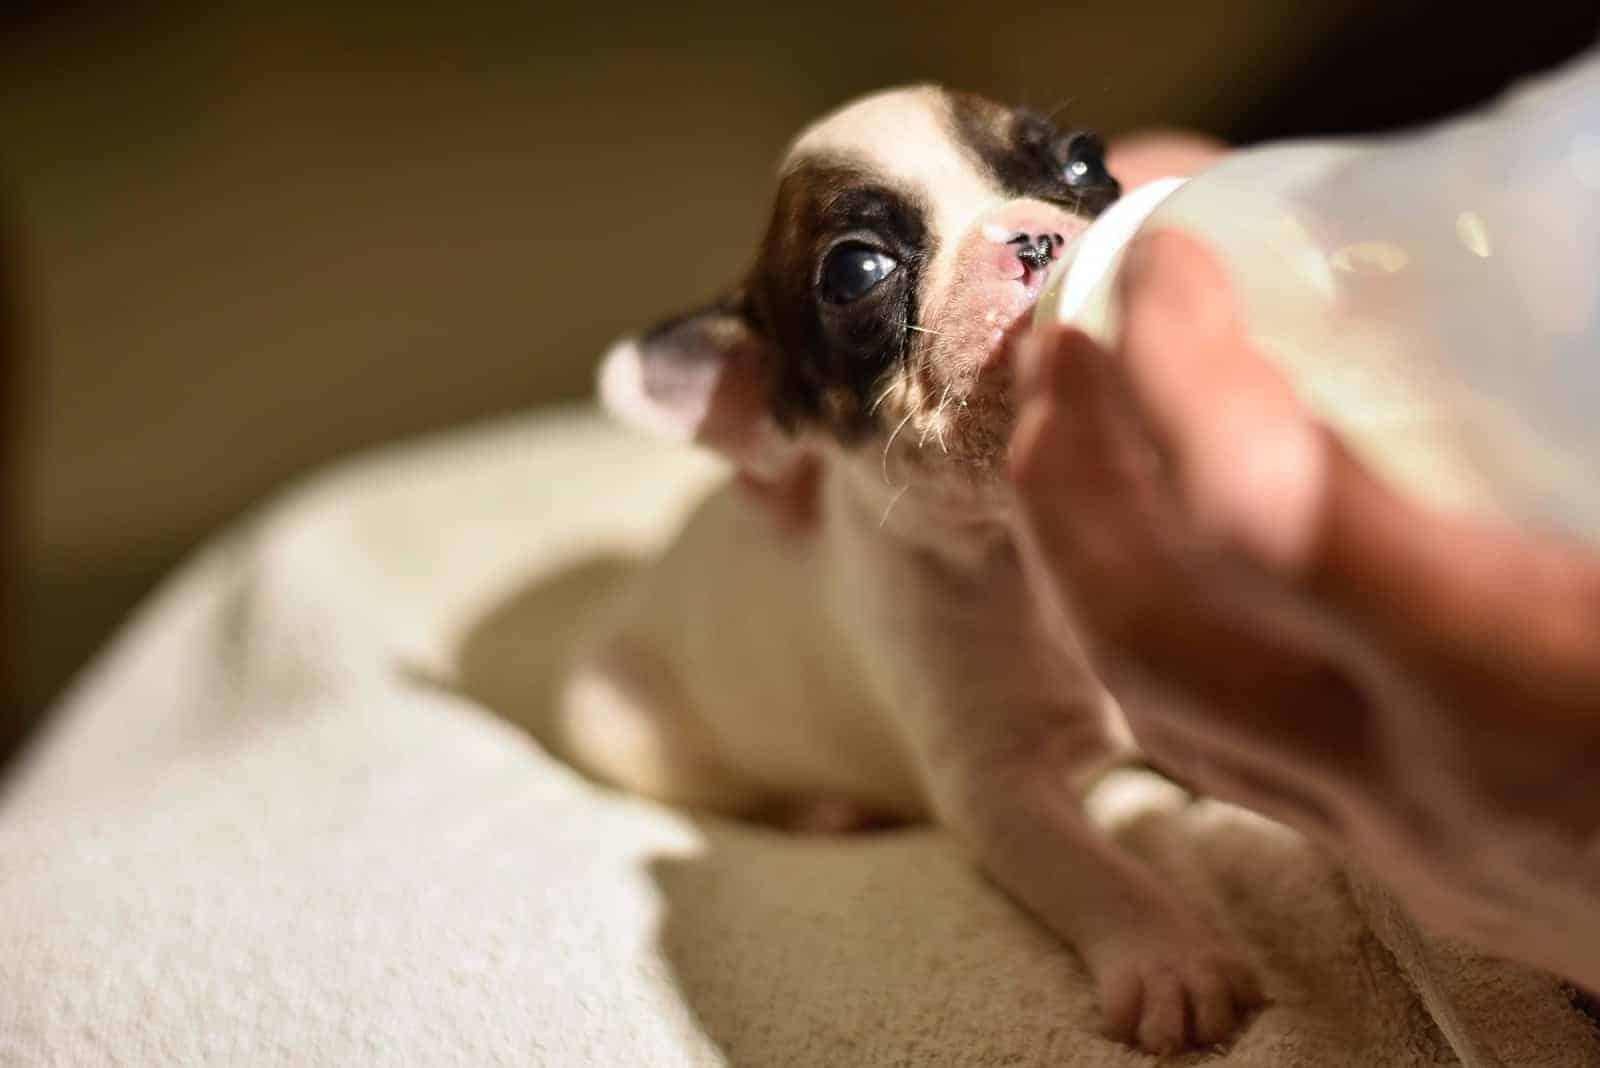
(820, 243, 898, 304)
(946, 92, 1120, 217)
(1060, 132, 1113, 189)
(743, 158, 931, 442)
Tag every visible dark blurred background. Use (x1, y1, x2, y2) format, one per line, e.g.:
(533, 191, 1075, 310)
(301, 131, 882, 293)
(2, 1, 1594, 769)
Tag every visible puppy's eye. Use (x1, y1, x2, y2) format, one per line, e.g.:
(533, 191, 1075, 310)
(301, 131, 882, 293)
(1061, 133, 1112, 188)
(820, 243, 898, 304)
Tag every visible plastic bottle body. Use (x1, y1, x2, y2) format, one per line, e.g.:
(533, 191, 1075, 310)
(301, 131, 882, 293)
(1041, 49, 1600, 545)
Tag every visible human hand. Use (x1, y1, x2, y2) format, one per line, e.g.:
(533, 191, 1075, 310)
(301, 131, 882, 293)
(1010, 219, 1600, 991)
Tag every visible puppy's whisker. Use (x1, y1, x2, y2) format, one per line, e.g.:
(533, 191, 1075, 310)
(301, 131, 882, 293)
(881, 408, 917, 485)
(933, 384, 955, 454)
(878, 483, 911, 528)
(1044, 96, 1077, 123)
(868, 381, 898, 417)
(895, 320, 954, 339)
(917, 383, 949, 448)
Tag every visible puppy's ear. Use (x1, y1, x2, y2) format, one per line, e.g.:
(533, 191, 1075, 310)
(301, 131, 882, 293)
(600, 297, 801, 480)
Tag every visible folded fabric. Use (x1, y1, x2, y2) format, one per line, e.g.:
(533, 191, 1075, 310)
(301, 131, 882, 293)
(2, 407, 1594, 1066)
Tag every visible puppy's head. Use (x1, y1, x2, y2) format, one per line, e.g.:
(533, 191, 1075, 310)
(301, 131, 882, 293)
(602, 86, 1120, 513)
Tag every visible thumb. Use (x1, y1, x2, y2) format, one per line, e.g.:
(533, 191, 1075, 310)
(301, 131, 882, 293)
(1115, 230, 1329, 575)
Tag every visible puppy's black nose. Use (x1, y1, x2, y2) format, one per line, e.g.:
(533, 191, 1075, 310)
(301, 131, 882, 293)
(1008, 231, 1063, 272)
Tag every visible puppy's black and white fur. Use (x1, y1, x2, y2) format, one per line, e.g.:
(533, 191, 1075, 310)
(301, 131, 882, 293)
(564, 86, 1262, 1053)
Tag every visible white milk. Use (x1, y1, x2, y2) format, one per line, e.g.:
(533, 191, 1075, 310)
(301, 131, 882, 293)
(1038, 48, 1600, 546)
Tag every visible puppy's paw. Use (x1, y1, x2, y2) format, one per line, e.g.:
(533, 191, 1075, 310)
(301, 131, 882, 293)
(1083, 920, 1264, 1054)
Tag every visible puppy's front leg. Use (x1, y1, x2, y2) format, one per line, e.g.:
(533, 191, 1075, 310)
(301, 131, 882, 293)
(922, 703, 1263, 1053)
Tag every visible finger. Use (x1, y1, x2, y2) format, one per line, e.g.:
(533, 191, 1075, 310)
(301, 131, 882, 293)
(1309, 440, 1600, 724)
(1113, 232, 1600, 723)
(1012, 325, 1168, 635)
(1115, 230, 1330, 576)
(1011, 319, 1374, 783)
(1109, 676, 1348, 839)
(1106, 131, 1229, 191)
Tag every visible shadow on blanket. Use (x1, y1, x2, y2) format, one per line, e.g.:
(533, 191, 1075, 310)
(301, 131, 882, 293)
(645, 809, 1438, 1066)
(452, 551, 639, 759)
(450, 548, 1598, 1067)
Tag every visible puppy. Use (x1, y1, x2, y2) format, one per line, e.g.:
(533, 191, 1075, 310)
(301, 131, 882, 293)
(562, 86, 1262, 1053)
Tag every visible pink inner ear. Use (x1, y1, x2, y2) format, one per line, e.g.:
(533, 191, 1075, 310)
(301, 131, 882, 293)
(601, 313, 808, 485)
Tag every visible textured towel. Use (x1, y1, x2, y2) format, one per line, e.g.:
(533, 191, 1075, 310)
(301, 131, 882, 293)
(2, 407, 1595, 1067)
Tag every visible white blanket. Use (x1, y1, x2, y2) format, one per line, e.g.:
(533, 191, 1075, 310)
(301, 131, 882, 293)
(2, 408, 1594, 1066)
